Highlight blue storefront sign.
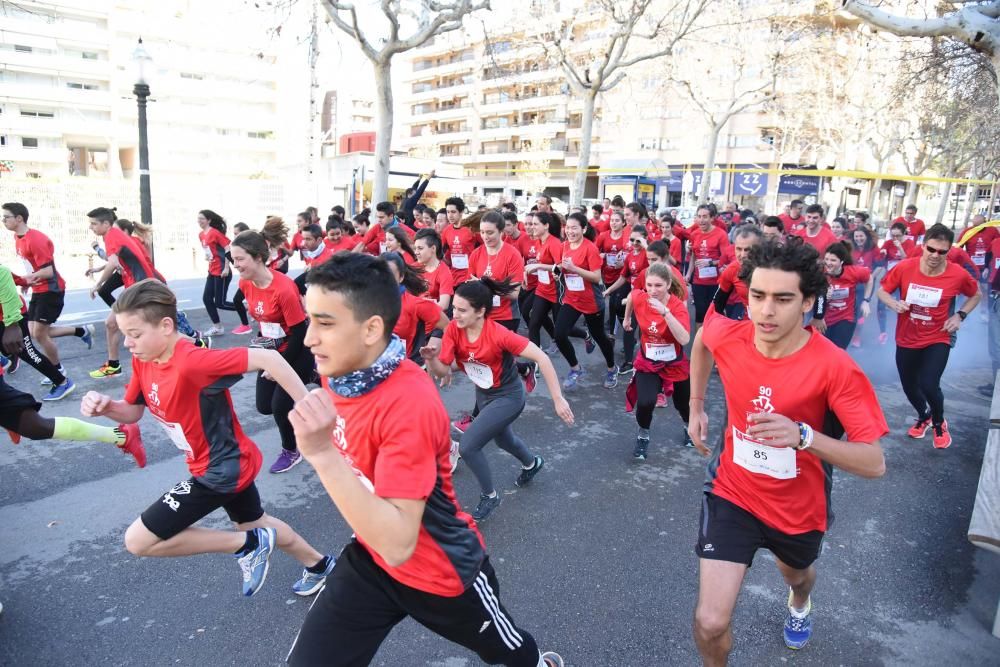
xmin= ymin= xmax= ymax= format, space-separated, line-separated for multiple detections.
xmin=659 ymin=171 xmax=684 ymax=192
xmin=733 ymin=165 xmax=769 ymax=196
xmin=690 ymin=167 xmax=727 ymax=195
xmin=778 ymin=174 xmax=820 ymax=196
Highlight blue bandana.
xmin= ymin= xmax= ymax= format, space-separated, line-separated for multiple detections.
xmin=327 ymin=335 xmax=406 ymax=398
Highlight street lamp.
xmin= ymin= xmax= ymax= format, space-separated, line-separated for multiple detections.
xmin=131 ymin=38 xmax=154 ymax=231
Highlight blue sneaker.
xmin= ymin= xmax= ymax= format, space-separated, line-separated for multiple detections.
xmin=783 ymin=589 xmax=812 ymax=650
xmin=603 ymin=366 xmax=619 ymax=388
xmin=584 ymin=334 xmax=596 ymax=354
xmin=237 ymin=527 xmax=276 ymax=597
xmin=43 ymin=378 xmax=76 ymax=401
xmin=292 ymin=556 xmax=336 ymax=596
xmin=563 ymin=368 xmax=585 ymax=389
xmin=81 ymin=324 xmax=95 ymax=350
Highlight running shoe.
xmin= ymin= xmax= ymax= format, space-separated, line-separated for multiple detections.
xmin=449 ymin=439 xmax=461 ymax=473
xmin=656 ymin=392 xmax=668 ymax=408
xmin=563 ymin=368 xmax=585 ymax=389
xmin=292 ymin=556 xmax=336 ymax=597
xmin=584 ymin=334 xmax=596 ymax=354
xmin=118 ymin=423 xmax=146 ymax=468
xmin=89 ymin=363 xmax=122 ymax=378
xmin=618 ymin=361 xmax=634 ymax=375
xmin=633 ymin=437 xmax=649 ymax=461
xmin=269 ymin=449 xmax=302 ymax=474
xmin=932 ymin=421 xmax=952 ymax=449
xmin=0 ymin=355 xmax=9 ymax=373
xmin=81 ymin=324 xmax=95 ymax=349
xmin=231 ymin=324 xmax=253 ymax=335
xmin=472 ymin=493 xmax=502 ymax=522
xmin=541 ymin=652 xmax=565 ymax=667
xmin=43 ymin=378 xmax=76 ymax=401
xmin=603 ymin=367 xmax=619 ymax=389
xmin=205 ymin=324 xmax=225 ymax=337
xmin=878 ymin=332 xmax=889 ymax=345
xmin=452 ymin=413 xmax=473 ymax=434
xmin=7 ymin=429 xmax=21 ymax=445
xmin=544 ymin=341 xmax=560 ymax=356
xmin=5 ymin=354 xmax=19 ymax=374
xmin=907 ymin=417 xmax=932 ymax=439
xmin=194 ymin=336 xmax=212 ymax=349
xmin=683 ymin=432 xmax=695 ymax=448
xmin=783 ymin=589 xmax=812 ymax=650
xmin=40 ymin=365 xmax=66 ymax=386
xmin=514 ymin=456 xmax=544 ymax=487
xmin=237 ymin=527 xmax=276 ymax=597
xmin=520 ymin=362 xmax=537 ymax=393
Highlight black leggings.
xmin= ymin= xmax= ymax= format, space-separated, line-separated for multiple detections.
xmin=256 ymin=350 xmax=313 ymax=452
xmin=824 ymin=320 xmax=856 ymax=350
xmin=527 ymin=297 xmax=586 ymax=347
xmin=896 ymin=344 xmax=950 ymax=425
xmin=611 ymin=289 xmax=637 ymax=362
xmin=634 ymin=371 xmax=691 ymax=430
xmin=2 ymin=319 xmax=65 ymax=385
xmin=692 ymin=284 xmax=716 ymax=324
xmin=98 ymin=271 xmax=125 ymax=307
xmin=554 ymin=305 xmax=615 ymax=368
xmin=520 ymin=290 xmax=554 ymax=341
xmin=231 ymin=288 xmax=249 ymax=326
xmin=202 ymin=274 xmax=242 ymax=324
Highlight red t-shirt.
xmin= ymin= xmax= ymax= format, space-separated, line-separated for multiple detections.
xmin=125 ymin=341 xmax=260 ymax=493
xmin=442 ymin=225 xmax=479 ymax=284
xmin=623 ymin=248 xmax=650 ymax=290
xmin=323 ymin=361 xmax=484 ymax=596
xmin=960 ymin=225 xmax=999 ymax=270
xmin=852 ymin=247 xmax=878 ymax=269
xmin=519 ymin=236 xmax=543 ymax=291
xmin=880 ymin=238 xmax=915 ymax=272
xmin=363 ymin=223 xmax=416 ymax=257
xmin=239 ymin=269 xmax=306 ymax=350
xmin=328 ymin=236 xmax=357 ymax=253
xmin=529 ymin=235 xmax=563 ymax=303
xmin=645 ymin=220 xmax=663 ymax=242
xmin=104 ymin=226 xmax=161 ymax=287
xmin=291 ymin=230 xmax=305 ymax=252
xmin=879 ymin=257 xmax=979 ymax=348
xmin=666 ymin=236 xmax=683 ymax=266
xmin=778 ymin=213 xmax=804 ymax=230
xmin=632 ymin=290 xmax=690 ymax=363
xmin=304 ymin=242 xmax=336 ymax=268
xmin=990 ymin=237 xmax=1000 ymax=284
xmin=893 ymin=217 xmax=926 ymax=242
xmin=439 ymin=318 xmax=529 ymax=391
xmin=590 ymin=216 xmax=609 ymax=235
xmin=15 ymin=228 xmax=64 ymax=293
xmin=394 ymin=291 xmax=443 ymax=356
xmin=688 ymin=226 xmax=730 ymax=286
xmin=560 ymin=239 xmax=603 ymax=314
xmin=421 ymin=261 xmax=455 ymax=302
xmin=718 ymin=262 xmax=748 ymax=306
xmin=198 ymin=228 xmax=230 ymax=277
xmin=701 ymin=310 xmax=889 ymax=534
xmin=468 ymin=243 xmax=525 ymax=322
xmin=792 ymin=226 xmax=839 ymax=253
xmin=596 ymin=230 xmax=628 ymax=285
xmin=824 ymin=265 xmax=871 ymax=325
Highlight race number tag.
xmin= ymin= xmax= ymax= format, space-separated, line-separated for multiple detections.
xmin=463 ymin=361 xmax=494 ymax=389
xmin=451 ymin=253 xmax=469 ymax=269
xmin=565 ymin=274 xmax=585 ymax=291
xmin=259 ymin=321 xmax=286 ymax=339
xmin=537 ymin=269 xmax=551 ymax=285
xmin=605 ymin=253 xmax=620 ymax=268
xmin=697 ymin=265 xmax=718 ymax=279
xmin=379 ymin=242 xmax=387 ymax=254
xmin=973 ymin=251 xmax=986 ymax=266
xmin=645 ymin=343 xmax=677 ymax=362
xmin=203 ymin=246 xmax=212 ymax=261
xmin=732 ymin=426 xmax=796 ymax=479
xmin=905 ymin=283 xmax=942 ymax=308
xmin=828 ymin=286 xmax=850 ymax=301
xmin=155 ymin=418 xmax=194 ymax=458
xmin=492 ymin=295 xmax=501 ymax=307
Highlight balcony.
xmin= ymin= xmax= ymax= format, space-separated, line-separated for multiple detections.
xmin=1 ymin=82 xmax=112 ymax=110
xmin=0 ymin=16 xmax=109 ymax=48
xmin=0 ymin=145 xmax=68 ymax=165
xmin=0 ymin=49 xmax=110 ymax=79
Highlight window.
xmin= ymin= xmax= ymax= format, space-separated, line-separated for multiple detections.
xmin=247 ymin=131 xmax=273 ymax=139
xmin=14 ymin=45 xmax=33 ymax=53
xmin=0 ymin=135 xmax=6 ymax=146
xmin=20 ymin=110 xmax=55 ymax=118
xmin=82 ymin=52 xmax=98 ymax=60
xmin=180 ymin=72 xmax=204 ymax=80
xmin=66 ymin=82 xmax=100 ymax=90
xmin=22 ymin=137 xmax=39 ymax=148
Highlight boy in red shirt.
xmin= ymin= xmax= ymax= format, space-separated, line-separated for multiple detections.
xmin=790 ymin=204 xmax=838 ymax=252
xmin=285 ymin=253 xmax=563 ymax=667
xmin=712 ymin=225 xmax=761 ymax=320
xmin=689 ymin=237 xmax=888 ymax=660
xmin=80 ymin=280 xmax=335 ymax=598
xmin=893 ymin=204 xmax=925 ymax=242
xmin=684 ymin=205 xmax=730 ymax=326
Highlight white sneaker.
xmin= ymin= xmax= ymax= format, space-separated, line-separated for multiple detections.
xmin=205 ymin=324 xmax=225 ymax=336
xmin=449 ymin=439 xmax=461 ymax=473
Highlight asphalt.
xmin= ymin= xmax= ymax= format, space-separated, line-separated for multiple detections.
xmin=0 ymin=288 xmax=998 ymax=667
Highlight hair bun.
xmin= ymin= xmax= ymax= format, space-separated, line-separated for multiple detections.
xmin=111 ymin=207 xmax=118 ymax=211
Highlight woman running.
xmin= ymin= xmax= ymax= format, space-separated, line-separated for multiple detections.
xmin=421 ymin=279 xmax=574 ymax=522
xmin=603 ymin=224 xmax=650 ymax=372
xmin=231 ymin=230 xmax=314 ymax=474
xmin=621 ymin=262 xmax=692 ymax=460
xmin=414 ymin=228 xmax=455 ymax=311
xmin=381 ymin=252 xmax=449 ymax=360
xmin=596 ymin=209 xmax=629 ymax=343
xmin=384 ymin=226 xmax=419 ymax=264
xmin=260 ymin=216 xmax=292 ymax=274
xmin=468 ymin=211 xmax=525 ymax=330
xmin=198 ymin=210 xmax=236 ymax=337
xmin=816 ymin=242 xmax=873 ymax=349
xmin=876 ymin=222 xmax=915 ymax=344
xmin=849 ymin=226 xmax=879 ymax=347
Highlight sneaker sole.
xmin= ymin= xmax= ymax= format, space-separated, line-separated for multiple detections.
xmin=933 ymin=439 xmax=952 ymax=449
xmin=270 ymin=456 xmax=303 ymax=474
xmin=293 ymin=578 xmax=327 ymax=597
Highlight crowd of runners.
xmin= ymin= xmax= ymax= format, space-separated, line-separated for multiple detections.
xmin=1 ymin=186 xmax=995 ymax=665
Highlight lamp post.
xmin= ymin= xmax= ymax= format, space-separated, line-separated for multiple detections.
xmin=132 ymin=38 xmax=154 ymax=231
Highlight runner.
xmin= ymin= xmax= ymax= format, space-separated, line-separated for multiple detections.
xmin=384 ymin=226 xmax=420 ymax=264
xmin=603 ymin=224 xmax=650 ymax=373
xmin=877 ymin=223 xmax=981 ymax=449
xmin=469 ymin=211 xmax=525 ymax=330
xmin=295 ymin=223 xmax=337 ymax=295
xmin=526 ymin=211 xmax=571 ymax=352
xmin=689 ymin=238 xmax=888 ymax=662
xmin=80 ymin=279 xmax=335 ymax=598
xmin=875 ymin=222 xmax=916 ymax=345
xmin=597 ymin=209 xmax=629 ymax=344
xmin=284 ymin=253 xmax=564 ymax=666
xmin=761 ymin=216 xmax=785 ymax=243
xmin=658 ymin=215 xmax=683 ymax=266
xmin=442 ymin=196 xmax=480 ymax=285
xmin=261 ymin=216 xmax=292 ymax=275
xmin=325 ymin=219 xmax=357 ymax=253
xmin=790 ymin=205 xmax=838 ymax=252
xmin=829 ymin=218 xmax=848 ymax=243
xmin=685 ymin=205 xmax=730 ymax=328
xmin=353 ymin=202 xmax=413 ymax=255
xmin=620 ymin=263 xmax=692 ymax=459
xmin=777 ymin=199 xmax=804 ymax=230
xmin=3 ymin=202 xmax=89 ymax=399
xmin=381 ymin=253 xmax=449 ymax=359
xmin=814 ymin=242 xmax=873 ymax=349
xmin=712 ymin=225 xmax=762 ymax=320
xmin=197 ymin=209 xmax=238 ymax=337
xmin=849 ymin=226 xmax=880 ymax=347
xmin=230 ymin=230 xmax=315 ymax=473
xmin=893 ymin=204 xmax=926 ymax=242
xmin=414 ymin=228 xmax=455 ymax=311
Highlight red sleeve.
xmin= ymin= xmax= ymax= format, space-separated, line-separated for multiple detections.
xmin=958 ymin=268 xmax=979 ymax=297
xmin=438 ymin=322 xmax=458 ymax=366
xmin=827 ymin=358 xmax=889 ymax=443
xmin=438 ymin=266 xmax=455 ymax=295
xmin=584 ymin=243 xmax=602 ymax=271
xmin=372 ymin=400 xmax=439 ymax=500
xmin=668 ymin=294 xmax=691 ymax=333
xmin=278 ymin=279 xmax=307 ymax=328
xmin=416 ymin=298 xmax=442 ymax=328
xmin=718 ymin=263 xmax=736 ymax=291
xmin=185 ymin=347 xmax=250 ymax=385
xmin=363 ymin=225 xmax=380 ymax=244
xmin=851 ymin=265 xmax=871 ymax=284
xmin=124 ymin=359 xmax=144 ymax=404
xmin=495 ymin=323 xmax=530 ymax=356
xmin=700 ymin=306 xmax=738 ymax=353
xmin=104 ymin=229 xmax=123 ymax=257
xmin=28 ymin=232 xmax=55 ymax=267
xmin=880 ymin=262 xmax=903 ymax=292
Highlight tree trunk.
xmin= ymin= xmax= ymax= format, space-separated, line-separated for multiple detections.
xmin=699 ymin=122 xmax=724 ymax=203
xmin=572 ymin=90 xmax=597 ymax=207
xmin=935 ymin=179 xmax=952 ymax=225
xmin=963 ymin=182 xmax=981 ymax=227
xmin=904 ymin=179 xmax=917 ymax=205
xmin=866 ymin=176 xmax=882 ymax=213
xmin=373 ymin=58 xmax=393 ymax=205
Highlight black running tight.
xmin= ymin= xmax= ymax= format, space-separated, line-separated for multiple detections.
xmin=634 ymin=371 xmax=691 ymax=430
xmin=895 ymin=343 xmax=950 ymax=425
xmin=554 ymin=305 xmax=615 ymax=368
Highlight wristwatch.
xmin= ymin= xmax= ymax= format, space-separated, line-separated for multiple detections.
xmin=795 ymin=422 xmax=814 ymax=451
xmin=957 ymin=311 xmax=968 ymax=321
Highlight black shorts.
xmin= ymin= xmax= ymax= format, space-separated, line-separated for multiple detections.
xmin=28 ymin=291 xmax=65 ymax=324
xmin=0 ymin=374 xmax=41 ymax=431
xmin=140 ymin=479 xmax=264 ymax=541
xmin=287 ymin=541 xmax=539 ymax=667
xmin=692 ymin=284 xmax=716 ymax=323
xmin=696 ymin=493 xmax=824 ymax=570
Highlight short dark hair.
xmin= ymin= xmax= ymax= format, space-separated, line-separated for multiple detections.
xmin=890 ymin=222 xmax=908 ymax=234
xmin=2 ymin=202 xmax=28 ymax=223
xmin=233 ymin=222 xmax=251 ymax=234
xmin=306 ymin=252 xmax=401 ymax=340
xmin=302 ymin=223 xmax=324 ymax=238
xmin=445 ymin=196 xmax=466 ymax=213
xmin=414 ymin=228 xmax=444 ymax=259
xmin=536 ymin=193 xmax=552 ymax=205
xmin=112 ymin=278 xmax=178 ymax=329
xmin=762 ymin=216 xmax=784 ymax=232
xmin=804 ymin=204 xmax=824 ymax=216
xmin=332 ymin=205 xmax=346 ymax=217
xmin=854 ymin=211 xmax=869 ymax=222
xmin=924 ymin=223 xmax=954 ymax=245
xmin=87 ymin=206 xmax=118 ymax=224
xmin=739 ymin=237 xmax=827 ymax=301
xmin=501 ymin=210 xmax=518 ymax=227
xmin=591 ymin=203 xmax=604 ymax=215
xmin=646 ymin=240 xmax=669 ymax=258
xmin=790 ymin=199 xmax=804 ymax=208
xmin=501 ymin=202 xmax=517 ymax=213
xmin=905 ymin=204 xmax=918 ymax=213
xmin=375 ymin=201 xmax=396 ymax=216
xmin=611 ymin=195 xmax=625 ymax=208
xmin=823 ymin=241 xmax=853 ymax=265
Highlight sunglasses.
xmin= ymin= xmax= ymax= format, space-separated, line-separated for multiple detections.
xmin=631 ymin=239 xmax=643 ymax=244
xmin=924 ymin=246 xmax=948 ymax=256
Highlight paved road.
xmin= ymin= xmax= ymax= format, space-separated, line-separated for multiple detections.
xmin=1 ymin=304 xmax=998 ymax=666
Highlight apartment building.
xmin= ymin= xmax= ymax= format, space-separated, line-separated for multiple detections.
xmin=0 ymin=0 xmax=280 ymax=180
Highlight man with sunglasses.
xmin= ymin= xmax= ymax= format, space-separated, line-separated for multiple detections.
xmin=877 ymin=224 xmax=980 ymax=449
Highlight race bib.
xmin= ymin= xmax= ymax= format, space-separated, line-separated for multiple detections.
xmin=645 ymin=343 xmax=677 ymax=362
xmin=973 ymin=251 xmax=986 ymax=266
xmin=565 ymin=274 xmax=585 ymax=291
xmin=203 ymin=246 xmax=212 ymax=261
xmin=697 ymin=265 xmax=718 ymax=279
xmin=732 ymin=426 xmax=796 ymax=479
xmin=379 ymin=242 xmax=387 ymax=254
xmin=259 ymin=321 xmax=286 ymax=339
xmin=492 ymin=294 xmax=501 ymax=307
xmin=451 ymin=253 xmax=469 ymax=269
xmin=463 ymin=361 xmax=494 ymax=389
xmin=155 ymin=418 xmax=194 ymax=458
xmin=905 ymin=283 xmax=942 ymax=308
xmin=537 ymin=270 xmax=551 ymax=285
xmin=605 ymin=253 xmax=620 ymax=268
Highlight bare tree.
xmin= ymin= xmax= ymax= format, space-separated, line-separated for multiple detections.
xmin=322 ymin=0 xmax=489 ymax=203
xmin=540 ymin=0 xmax=708 ymax=206
xmin=842 ymin=0 xmax=1000 ymax=106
